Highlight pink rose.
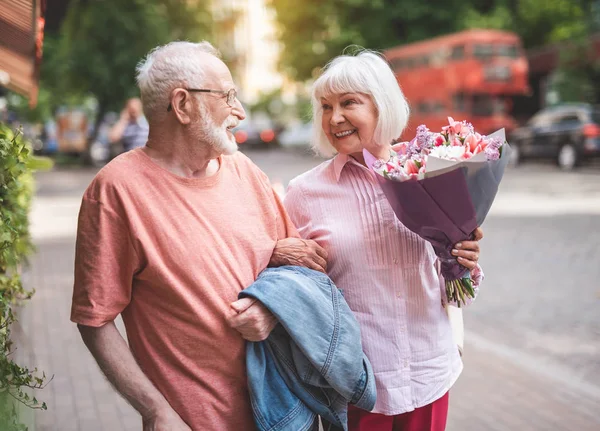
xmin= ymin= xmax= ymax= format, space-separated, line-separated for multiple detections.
xmin=434 ymin=135 xmax=445 ymax=147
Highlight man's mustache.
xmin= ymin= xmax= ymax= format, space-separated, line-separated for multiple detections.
xmin=225 ymin=117 xmax=240 ymax=129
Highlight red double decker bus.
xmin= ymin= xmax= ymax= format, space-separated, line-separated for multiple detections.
xmin=385 ymin=29 xmax=530 ymax=140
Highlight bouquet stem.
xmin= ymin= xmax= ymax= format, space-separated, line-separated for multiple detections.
xmin=446 ymin=277 xmax=475 ymax=308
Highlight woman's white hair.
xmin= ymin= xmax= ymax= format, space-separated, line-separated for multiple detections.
xmin=135 ymin=41 xmax=221 ymax=120
xmin=311 ymin=48 xmax=410 ymax=157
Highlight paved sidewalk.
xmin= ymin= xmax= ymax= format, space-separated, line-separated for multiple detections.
xmin=21 ymin=237 xmax=140 ymax=431
xmin=14 ymin=167 xmax=600 ymax=430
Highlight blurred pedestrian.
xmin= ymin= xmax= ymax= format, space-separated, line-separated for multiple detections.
xmin=284 ymin=49 xmax=484 ymax=431
xmin=109 ymin=97 xmax=149 ymax=152
xmin=71 ymin=41 xmax=325 ymax=431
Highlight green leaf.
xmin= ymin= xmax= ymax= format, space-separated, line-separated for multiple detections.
xmin=25 ymin=157 xmax=54 ymax=172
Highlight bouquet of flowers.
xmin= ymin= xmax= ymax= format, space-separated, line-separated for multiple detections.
xmin=363 ymin=117 xmax=512 ymax=307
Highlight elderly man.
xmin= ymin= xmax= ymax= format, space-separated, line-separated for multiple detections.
xmin=109 ymin=97 xmax=149 ymax=152
xmin=71 ymin=41 xmax=326 ymax=431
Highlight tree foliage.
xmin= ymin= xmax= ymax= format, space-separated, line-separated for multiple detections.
xmin=271 ymin=0 xmax=471 ymax=81
xmin=271 ymin=0 xmax=597 ymax=82
xmin=40 ymin=0 xmax=212 ymax=141
xmin=55 ymin=1 xmax=169 ymax=114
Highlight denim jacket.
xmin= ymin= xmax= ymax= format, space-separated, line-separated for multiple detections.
xmin=239 ymin=266 xmax=376 ymax=431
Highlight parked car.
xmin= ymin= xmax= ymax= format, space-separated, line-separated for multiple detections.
xmin=279 ymin=122 xmax=313 ymax=151
xmin=509 ymin=103 xmax=600 ymax=170
xmin=232 ymin=117 xmax=279 ymax=148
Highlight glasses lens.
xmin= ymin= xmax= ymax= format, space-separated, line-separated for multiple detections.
xmin=227 ymin=89 xmax=236 ymax=106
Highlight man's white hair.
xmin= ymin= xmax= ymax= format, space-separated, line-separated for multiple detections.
xmin=311 ymin=48 xmax=410 ymax=157
xmin=135 ymin=41 xmax=221 ymax=120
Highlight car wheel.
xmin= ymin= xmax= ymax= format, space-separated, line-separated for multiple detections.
xmin=557 ymin=144 xmax=578 ymax=171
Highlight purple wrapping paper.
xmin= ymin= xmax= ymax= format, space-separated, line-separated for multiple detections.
xmin=363 ymin=144 xmax=511 ymax=281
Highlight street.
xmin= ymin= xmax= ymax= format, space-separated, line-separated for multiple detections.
xmin=18 ymin=146 xmax=600 ymax=431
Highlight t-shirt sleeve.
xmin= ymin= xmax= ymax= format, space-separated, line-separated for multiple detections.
xmin=283 ymin=179 xmax=313 ymax=240
xmin=271 ymin=185 xmax=300 ymax=240
xmin=248 ymin=157 xmax=300 ymax=240
xmin=71 ymin=196 xmax=139 ymax=327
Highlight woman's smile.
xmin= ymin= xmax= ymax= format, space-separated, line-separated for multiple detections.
xmin=333 ymin=129 xmax=357 ymax=139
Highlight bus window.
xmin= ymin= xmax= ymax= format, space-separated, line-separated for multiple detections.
xmin=473 ymin=44 xmax=494 ymax=61
xmin=472 ymin=95 xmax=506 ymax=117
xmin=453 ymin=93 xmax=466 ymax=112
xmin=484 ymin=65 xmax=511 ymax=81
xmin=432 ymin=101 xmax=445 ymax=113
xmin=390 ymin=57 xmax=403 ymax=71
xmin=450 ymin=45 xmax=465 ymax=60
xmin=430 ymin=49 xmax=446 ymax=67
xmin=497 ymin=44 xmax=518 ymax=58
xmin=417 ymin=102 xmax=430 ymax=114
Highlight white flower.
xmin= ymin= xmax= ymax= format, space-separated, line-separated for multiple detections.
xmin=428 ymin=145 xmax=467 ymax=160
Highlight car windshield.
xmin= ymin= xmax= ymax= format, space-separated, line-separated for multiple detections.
xmin=526 ymin=110 xmax=553 ymax=127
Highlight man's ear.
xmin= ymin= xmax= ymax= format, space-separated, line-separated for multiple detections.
xmin=170 ymin=89 xmax=193 ymax=125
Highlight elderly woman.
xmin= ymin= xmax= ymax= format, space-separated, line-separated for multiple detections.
xmin=283 ymin=50 xmax=484 ymax=431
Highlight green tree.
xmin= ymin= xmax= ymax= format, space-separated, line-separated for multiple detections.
xmin=271 ymin=0 xmax=596 ymax=82
xmin=51 ymin=0 xmax=212 ymax=147
xmin=271 ymin=0 xmax=504 ymax=82
xmin=269 ymin=0 xmax=333 ymax=81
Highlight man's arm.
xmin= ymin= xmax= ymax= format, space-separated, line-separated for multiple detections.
xmin=77 ymin=322 xmax=191 ymax=431
xmin=108 ymin=110 xmax=129 ymax=143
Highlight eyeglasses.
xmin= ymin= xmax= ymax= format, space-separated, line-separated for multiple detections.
xmin=167 ymin=88 xmax=238 ymax=111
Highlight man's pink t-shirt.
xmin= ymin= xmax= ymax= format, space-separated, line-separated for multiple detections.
xmin=71 ymin=148 xmax=297 ymax=430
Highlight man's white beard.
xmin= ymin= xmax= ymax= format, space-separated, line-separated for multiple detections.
xmin=198 ymin=108 xmax=239 ymax=156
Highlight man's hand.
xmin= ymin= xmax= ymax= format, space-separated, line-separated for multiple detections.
xmin=228 ymin=298 xmax=277 ymax=342
xmin=451 ymin=227 xmax=484 ymax=270
xmin=119 ymin=108 xmax=131 ymax=122
xmin=269 ymin=237 xmax=328 ymax=273
xmin=143 ymin=407 xmax=192 ymax=431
